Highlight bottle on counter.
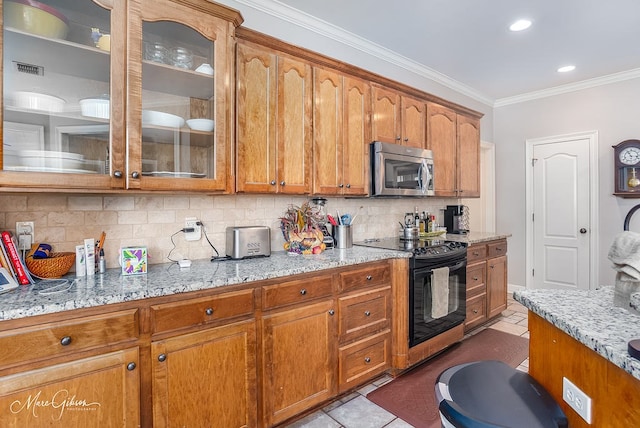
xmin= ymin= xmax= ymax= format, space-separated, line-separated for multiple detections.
xmin=414 ymin=206 xmax=420 ymax=228
xmin=419 ymin=211 xmax=426 ymax=233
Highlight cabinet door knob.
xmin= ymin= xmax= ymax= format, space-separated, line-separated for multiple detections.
xmin=205 ymin=308 xmax=214 ymax=316
xmin=158 ymin=354 xmax=167 ymax=362
xmin=366 ymin=275 xmax=372 ymax=281
xmin=346 ymin=184 xmax=351 ymax=188
xmin=364 ymin=311 xmax=371 ymax=317
xmin=60 ymin=336 xmax=72 ymax=346
xmin=338 ymin=183 xmax=344 ymax=188
xmin=280 ymin=181 xmax=285 ymax=186
xmin=364 ymin=357 xmax=371 ymax=363
xmin=473 ymin=309 xmax=479 ymax=314
xmin=490 ymin=265 xmax=495 ymax=269
xmin=395 ymin=136 xmax=401 ymax=141
xmin=473 ymin=276 xmax=479 ymax=281
xmin=127 ymin=362 xmax=137 ymax=371
xmin=300 ymin=289 xmax=307 ymax=295
xmin=580 ymin=228 xmax=587 ymax=234
xmin=404 ymin=138 xmax=408 ymax=142
xmin=328 ymin=309 xmax=335 ymax=316
xmin=270 ymin=180 xmax=276 ymax=185
xmin=113 ymin=170 xmax=123 ymax=178
xmin=131 ymin=171 xmax=140 ymax=179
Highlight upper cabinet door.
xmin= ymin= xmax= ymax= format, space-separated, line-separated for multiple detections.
xmin=457 ymin=113 xmax=480 ymax=197
xmin=371 ymin=85 xmax=400 ymax=144
xmin=427 ymin=102 xmax=457 ymax=197
xmin=342 ymin=76 xmax=370 ymax=196
xmin=236 ymin=41 xmax=277 ymax=193
xmin=401 ymin=96 xmax=426 ymax=149
xmin=127 ymin=0 xmax=239 ymax=192
xmin=1 ymin=0 xmax=127 ymax=190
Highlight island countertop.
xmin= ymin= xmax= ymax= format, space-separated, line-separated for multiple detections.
xmin=514 ymin=286 xmax=640 ymax=381
xmin=0 ymin=247 xmax=409 ymax=321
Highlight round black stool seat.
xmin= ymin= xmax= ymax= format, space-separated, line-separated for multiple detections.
xmin=435 ymin=360 xmax=567 ymax=428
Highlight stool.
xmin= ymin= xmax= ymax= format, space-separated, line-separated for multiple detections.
xmin=435 ymin=360 xmax=567 ymax=428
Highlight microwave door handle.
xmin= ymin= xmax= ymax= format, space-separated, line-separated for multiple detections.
xmin=419 ymin=160 xmax=428 ymax=194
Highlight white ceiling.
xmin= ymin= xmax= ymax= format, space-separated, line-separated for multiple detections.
xmin=246 ymin=0 xmax=640 ymax=105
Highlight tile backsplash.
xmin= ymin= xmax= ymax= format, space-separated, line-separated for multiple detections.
xmin=0 ymin=193 xmax=450 ymax=270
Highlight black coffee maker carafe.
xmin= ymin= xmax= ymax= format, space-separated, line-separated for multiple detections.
xmin=444 ymin=205 xmax=469 ymax=234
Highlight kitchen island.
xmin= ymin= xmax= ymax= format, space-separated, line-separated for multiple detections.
xmin=515 ymin=286 xmax=640 ymax=427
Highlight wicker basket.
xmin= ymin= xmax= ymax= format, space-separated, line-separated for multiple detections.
xmin=26 ymin=252 xmax=76 ymax=278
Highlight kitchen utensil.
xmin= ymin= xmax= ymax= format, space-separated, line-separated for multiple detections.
xmin=142 ymin=110 xmax=185 ymax=128
xmin=12 ymin=91 xmax=65 ymax=112
xmin=327 ymin=215 xmax=338 ymax=226
xmin=399 ymin=221 xmax=405 ymax=230
xmin=340 ymin=214 xmax=352 ymax=226
xmin=186 ymin=119 xmax=214 ymax=131
xmin=80 ymin=96 xmax=110 ymax=119
xmin=5 ymin=0 xmax=69 ymax=39
xmin=195 ymin=63 xmax=214 ymax=75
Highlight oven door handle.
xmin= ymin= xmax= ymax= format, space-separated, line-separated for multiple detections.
xmin=445 ymin=260 xmax=466 ymax=271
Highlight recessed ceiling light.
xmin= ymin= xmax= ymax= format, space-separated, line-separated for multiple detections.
xmin=509 ymin=19 xmax=532 ymax=32
xmin=557 ymin=65 xmax=576 ymax=73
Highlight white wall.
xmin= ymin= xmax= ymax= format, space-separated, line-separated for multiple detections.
xmin=494 ymin=77 xmax=640 ymax=288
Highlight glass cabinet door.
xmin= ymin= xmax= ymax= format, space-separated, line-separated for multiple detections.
xmin=1 ymin=0 xmax=125 ymax=189
xmin=130 ymin=0 xmax=237 ymax=192
xmin=139 ymin=20 xmax=214 ymax=180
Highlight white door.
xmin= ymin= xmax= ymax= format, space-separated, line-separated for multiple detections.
xmin=529 ymin=133 xmax=596 ymax=290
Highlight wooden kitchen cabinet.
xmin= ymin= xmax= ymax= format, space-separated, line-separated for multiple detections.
xmin=372 ymin=85 xmax=426 ymax=148
xmin=261 ymin=299 xmax=337 ymax=426
xmin=313 ymin=68 xmax=370 ymax=195
xmin=464 ymin=239 xmax=508 ymax=332
xmin=427 ymin=102 xmax=480 ymax=197
xmin=1 ymin=0 xmax=241 ymax=193
xmin=236 ymin=41 xmax=312 ymax=194
xmin=151 ymin=320 xmax=257 ymax=428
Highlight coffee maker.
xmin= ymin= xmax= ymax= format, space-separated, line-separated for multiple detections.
xmin=444 ymin=205 xmax=469 ymax=234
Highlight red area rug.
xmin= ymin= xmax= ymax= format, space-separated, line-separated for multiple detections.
xmin=366 ymin=328 xmax=529 ymax=428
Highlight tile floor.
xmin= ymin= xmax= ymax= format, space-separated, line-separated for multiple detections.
xmin=285 ymin=296 xmax=530 ymax=428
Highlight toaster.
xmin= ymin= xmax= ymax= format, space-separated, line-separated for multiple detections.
xmin=226 ymin=226 xmax=271 ymax=259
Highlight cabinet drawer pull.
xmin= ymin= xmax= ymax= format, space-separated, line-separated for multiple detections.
xmin=158 ymin=353 xmax=167 ymax=362
xmin=127 ymin=362 xmax=136 ymax=371
xmin=496 ymin=247 xmax=503 ymax=252
xmin=473 ymin=309 xmax=479 ymax=314
xmin=472 ymin=251 xmax=480 ymax=256
xmin=205 ymin=308 xmax=214 ymax=316
xmin=364 ymin=357 xmax=371 ymax=363
xmin=364 ymin=311 xmax=371 ymax=317
xmin=328 ymin=309 xmax=335 ymax=316
xmin=300 ymin=289 xmax=307 ymax=295
xmin=366 ymin=275 xmax=372 ymax=281
xmin=490 ymin=265 xmax=495 ymax=269
xmin=472 ymin=276 xmax=479 ymax=281
xmin=60 ymin=336 xmax=72 ymax=346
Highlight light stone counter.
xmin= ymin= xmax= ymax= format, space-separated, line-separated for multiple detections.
xmin=0 ymin=247 xmax=409 ymax=321
xmin=444 ymin=231 xmax=511 ymax=244
xmin=514 ymin=286 xmax=640 ymax=381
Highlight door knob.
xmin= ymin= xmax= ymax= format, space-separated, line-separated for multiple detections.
xmin=580 ymin=228 xmax=587 ymax=234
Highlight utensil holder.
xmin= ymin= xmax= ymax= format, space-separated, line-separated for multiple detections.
xmin=332 ymin=225 xmax=352 ymax=249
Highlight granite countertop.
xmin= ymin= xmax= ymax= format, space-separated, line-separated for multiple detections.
xmin=445 ymin=231 xmax=511 ymax=244
xmin=514 ymin=286 xmax=640 ymax=381
xmin=0 ymin=247 xmax=409 ymax=322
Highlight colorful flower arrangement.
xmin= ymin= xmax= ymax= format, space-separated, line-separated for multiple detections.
xmin=280 ymin=202 xmax=326 ymax=255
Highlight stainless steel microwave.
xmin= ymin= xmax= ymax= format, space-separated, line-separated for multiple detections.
xmin=370 ymin=141 xmax=434 ymax=197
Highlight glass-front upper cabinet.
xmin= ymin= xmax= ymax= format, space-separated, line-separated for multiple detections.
xmin=1 ymin=0 xmax=242 ymax=192
xmin=1 ymin=0 xmax=126 ymax=190
xmin=127 ymin=0 xmax=241 ymax=192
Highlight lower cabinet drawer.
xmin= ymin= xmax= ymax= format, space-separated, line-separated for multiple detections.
xmin=151 ymin=289 xmax=254 ymax=334
xmin=338 ymin=286 xmax=391 ymax=344
xmin=465 ymin=294 xmax=487 ymax=331
xmin=261 ymin=275 xmax=333 ymax=310
xmin=338 ymin=330 xmax=390 ymax=392
xmin=0 ymin=309 xmax=139 ymax=367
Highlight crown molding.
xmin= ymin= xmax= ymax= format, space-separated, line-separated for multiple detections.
xmin=233 ymin=0 xmax=494 ymax=106
xmin=494 ymin=68 xmax=640 ymax=108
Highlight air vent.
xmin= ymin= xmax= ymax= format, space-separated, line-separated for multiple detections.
xmin=13 ymin=61 xmax=44 ymax=76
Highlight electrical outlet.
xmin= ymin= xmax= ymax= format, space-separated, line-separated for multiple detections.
xmin=15 ymin=221 xmax=34 ymax=251
xmin=184 ymin=217 xmax=202 ymax=241
xmin=563 ymin=377 xmax=592 ymax=423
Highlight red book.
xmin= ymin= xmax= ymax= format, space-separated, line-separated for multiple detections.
xmin=1 ymin=231 xmax=30 ymax=285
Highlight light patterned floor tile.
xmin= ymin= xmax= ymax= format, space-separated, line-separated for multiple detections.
xmin=328 ymin=396 xmax=396 ymax=428
xmin=285 ymin=411 xmax=341 ymax=428
xmin=488 ymin=320 xmax=529 ymax=336
xmin=384 ymin=418 xmax=415 ymax=427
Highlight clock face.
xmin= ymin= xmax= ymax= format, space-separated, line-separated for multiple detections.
xmin=620 ymin=146 xmax=640 ymax=165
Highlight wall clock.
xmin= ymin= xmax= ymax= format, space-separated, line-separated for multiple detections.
xmin=614 ymin=139 xmax=640 ymax=197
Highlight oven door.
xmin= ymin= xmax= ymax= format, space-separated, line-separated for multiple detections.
xmin=409 ymin=255 xmax=466 ymax=347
